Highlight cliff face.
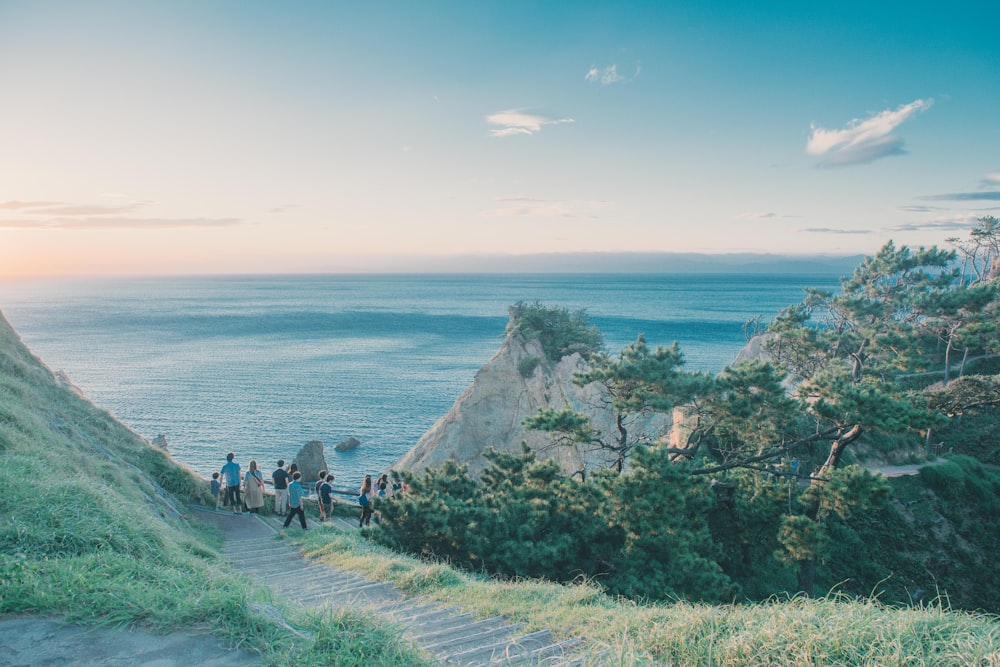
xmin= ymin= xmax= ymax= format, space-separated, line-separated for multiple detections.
xmin=396 ymin=328 xmax=672 ymax=477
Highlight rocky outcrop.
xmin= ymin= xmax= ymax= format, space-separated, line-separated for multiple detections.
xmin=335 ymin=436 xmax=361 ymax=452
xmin=294 ymin=440 xmax=328 ymax=484
xmin=733 ymin=333 xmax=774 ymax=365
xmin=396 ymin=324 xmax=671 ymax=478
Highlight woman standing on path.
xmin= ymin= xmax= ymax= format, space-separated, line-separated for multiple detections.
xmin=359 ymin=474 xmax=374 ymax=528
xmin=244 ymin=460 xmax=265 ymax=513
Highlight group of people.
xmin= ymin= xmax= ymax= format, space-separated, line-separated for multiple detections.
xmin=209 ymin=453 xmax=405 ymax=530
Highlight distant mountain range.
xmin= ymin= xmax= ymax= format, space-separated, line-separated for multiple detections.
xmin=367 ymin=252 xmax=868 ymax=275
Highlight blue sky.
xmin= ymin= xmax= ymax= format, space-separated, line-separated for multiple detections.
xmin=1 ymin=1 xmax=998 ymax=276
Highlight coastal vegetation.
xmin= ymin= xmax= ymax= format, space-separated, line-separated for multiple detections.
xmin=376 ymin=217 xmax=1000 ymax=615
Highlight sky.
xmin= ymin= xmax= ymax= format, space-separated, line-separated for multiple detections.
xmin=1 ymin=1 xmax=999 ymax=277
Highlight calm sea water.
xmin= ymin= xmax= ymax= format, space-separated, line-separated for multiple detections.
xmin=0 ymin=274 xmax=840 ymax=484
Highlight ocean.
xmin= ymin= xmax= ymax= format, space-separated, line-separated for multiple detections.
xmin=0 ymin=273 xmax=841 ymax=484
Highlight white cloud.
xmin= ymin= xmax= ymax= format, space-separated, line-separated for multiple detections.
xmin=586 ymin=65 xmax=623 ymax=84
xmin=806 ymin=98 xmax=932 ymax=167
xmin=585 ymin=63 xmax=640 ymax=85
xmin=486 ymin=109 xmax=575 ymax=137
xmin=983 ymin=172 xmax=1000 ymax=186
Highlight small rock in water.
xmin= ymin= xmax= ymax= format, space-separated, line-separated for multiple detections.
xmin=335 ymin=436 xmax=361 ymax=452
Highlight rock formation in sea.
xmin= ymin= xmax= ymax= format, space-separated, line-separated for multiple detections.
xmin=335 ymin=436 xmax=361 ymax=452
xmin=294 ymin=439 xmax=328 ymax=484
xmin=396 ymin=312 xmax=672 ymax=478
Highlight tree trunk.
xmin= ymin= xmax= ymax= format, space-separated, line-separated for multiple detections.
xmin=814 ymin=424 xmax=862 ymax=482
xmin=797 ymin=424 xmax=863 ymax=596
xmin=943 ymin=337 xmax=954 ymax=386
xmin=797 ymin=558 xmax=817 ymax=597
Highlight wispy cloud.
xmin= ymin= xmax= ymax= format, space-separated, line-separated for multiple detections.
xmin=481 ymin=197 xmax=610 ymax=219
xmin=806 ymin=98 xmax=932 ymax=168
xmin=0 ymin=197 xmax=242 ymax=230
xmin=486 ymin=109 xmax=575 ymax=137
xmin=23 ymin=203 xmax=149 ymax=216
xmin=896 ymin=205 xmax=943 ymax=214
xmin=798 ymin=227 xmax=872 ymax=235
xmin=921 ymin=191 xmax=1000 ymax=202
xmin=585 ymin=63 xmax=641 ymax=85
xmin=982 ymin=172 xmax=1000 ymax=187
xmin=738 ymin=211 xmax=800 ymax=221
xmin=886 ymin=215 xmax=982 ymax=232
xmin=0 ymin=200 xmax=64 ymax=210
xmin=0 ymin=217 xmax=241 ymax=230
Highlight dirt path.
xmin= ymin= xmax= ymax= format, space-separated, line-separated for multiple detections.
xmin=867 ymin=459 xmax=947 ymax=478
xmin=0 ymin=616 xmax=259 ymax=667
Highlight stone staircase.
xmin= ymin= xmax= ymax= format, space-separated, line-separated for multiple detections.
xmin=198 ymin=508 xmax=582 ymax=666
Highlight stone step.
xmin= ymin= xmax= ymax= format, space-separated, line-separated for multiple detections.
xmin=411 ymin=616 xmax=514 ymax=646
xmin=306 ymin=582 xmax=399 ymax=620
xmin=381 ymin=598 xmax=440 ymax=618
xmin=278 ymin=573 xmax=366 ymax=598
xmin=198 ymin=505 xmax=584 ymax=666
xmin=422 ymin=622 xmax=522 ymax=656
xmin=225 ymin=549 xmax=306 ymax=567
xmin=299 ymin=580 xmax=399 ymax=606
xmin=390 ymin=604 xmax=465 ymax=626
xmin=324 ymin=582 xmax=400 ymax=604
xmin=230 ymin=561 xmax=325 ymax=580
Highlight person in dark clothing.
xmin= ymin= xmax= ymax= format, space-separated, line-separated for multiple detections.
xmin=317 ymin=473 xmax=335 ymax=521
xmin=282 ymin=472 xmax=308 ymax=530
xmin=272 ymin=460 xmax=289 ymax=516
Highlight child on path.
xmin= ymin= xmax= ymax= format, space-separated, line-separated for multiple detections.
xmin=210 ymin=472 xmax=222 ymax=510
xmin=282 ymin=472 xmax=308 ymax=530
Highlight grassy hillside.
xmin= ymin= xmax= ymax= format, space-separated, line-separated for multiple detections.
xmin=0 ymin=311 xmax=430 ymax=666
xmin=1 ymin=308 xmax=998 ymax=666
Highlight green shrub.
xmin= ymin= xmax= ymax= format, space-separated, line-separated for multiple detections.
xmin=507 ymin=301 xmax=604 ymax=361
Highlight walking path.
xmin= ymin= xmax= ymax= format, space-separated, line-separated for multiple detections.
xmin=0 ymin=616 xmax=260 ymax=667
xmin=193 ymin=507 xmax=582 ymax=666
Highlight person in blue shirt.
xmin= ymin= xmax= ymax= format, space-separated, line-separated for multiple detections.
xmin=220 ymin=452 xmax=242 ymax=514
xmin=282 ymin=471 xmax=308 ymax=530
